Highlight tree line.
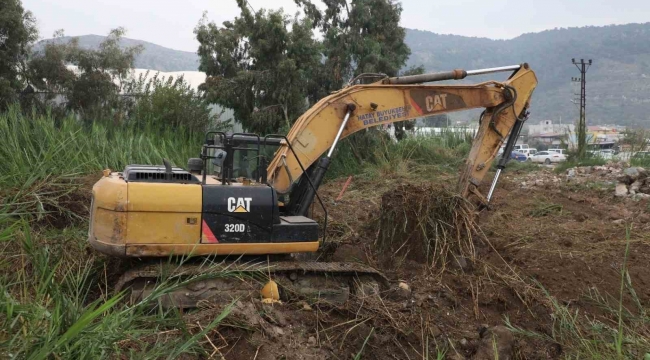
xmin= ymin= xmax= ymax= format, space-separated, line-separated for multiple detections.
xmin=1 ymin=0 xmax=424 ymax=136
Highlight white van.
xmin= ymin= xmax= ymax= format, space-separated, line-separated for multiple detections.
xmin=519 ymin=148 xmax=537 ymax=157
xmin=548 ymin=148 xmax=566 ymax=155
xmin=513 ymin=144 xmax=529 ymax=151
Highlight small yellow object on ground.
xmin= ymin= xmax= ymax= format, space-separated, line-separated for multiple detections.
xmin=261 ymin=280 xmax=280 ymax=301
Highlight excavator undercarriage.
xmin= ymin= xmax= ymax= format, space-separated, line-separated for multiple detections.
xmin=89 ymin=63 xmax=537 ymax=307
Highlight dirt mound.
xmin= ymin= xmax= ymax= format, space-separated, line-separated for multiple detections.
xmin=375 ymin=183 xmax=478 ymax=270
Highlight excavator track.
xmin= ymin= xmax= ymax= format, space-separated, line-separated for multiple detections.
xmin=115 ymin=260 xmax=388 ymax=308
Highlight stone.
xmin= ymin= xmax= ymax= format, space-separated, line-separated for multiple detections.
xmin=632 ymin=180 xmax=643 ymax=193
xmin=393 ymin=282 xmax=412 ymax=300
xmin=613 ymin=219 xmax=625 ymax=225
xmin=615 ymin=183 xmax=629 ymax=197
xmin=308 ymin=336 xmax=317 ymax=346
xmin=567 ymin=169 xmax=576 ymax=178
xmin=617 ymin=175 xmax=633 ymax=185
xmin=624 ymin=167 xmax=644 ymax=181
xmin=535 ymin=179 xmax=544 ymax=186
xmin=632 ymin=193 xmax=650 ymax=201
xmin=474 ymin=325 xmax=515 ymax=360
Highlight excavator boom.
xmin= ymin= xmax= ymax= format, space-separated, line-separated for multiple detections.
xmin=267 ymin=64 xmax=538 ymax=206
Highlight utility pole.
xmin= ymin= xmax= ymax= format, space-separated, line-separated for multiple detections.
xmin=571 ymin=58 xmax=592 ymax=158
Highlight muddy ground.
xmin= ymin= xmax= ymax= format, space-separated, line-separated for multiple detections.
xmin=177 ymin=168 xmax=650 ymax=360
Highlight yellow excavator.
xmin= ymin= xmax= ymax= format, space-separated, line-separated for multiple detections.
xmin=89 ymin=63 xmax=537 ymax=307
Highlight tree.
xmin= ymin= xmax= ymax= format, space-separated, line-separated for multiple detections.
xmin=422 ymin=115 xmax=450 ymax=128
xmin=0 ymin=0 xmax=37 ymax=110
xmin=296 ymin=0 xmax=411 ymax=95
xmin=296 ymin=0 xmax=415 ymax=140
xmin=27 ymin=28 xmax=143 ymax=122
xmin=195 ymin=1 xmax=322 ymax=134
xmin=124 ymin=71 xmax=229 ymax=132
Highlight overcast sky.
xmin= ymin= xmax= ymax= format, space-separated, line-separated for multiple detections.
xmin=23 ymin=0 xmax=649 ymax=52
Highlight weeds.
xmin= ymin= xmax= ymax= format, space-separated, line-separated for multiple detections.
xmin=555 ymin=157 xmax=607 ymax=173
xmin=0 ymin=217 xmax=236 ymax=359
xmin=504 ymin=160 xmax=540 ymax=172
xmin=0 ymin=106 xmax=202 ymax=224
xmin=328 ymin=129 xmax=472 ymax=180
xmin=505 ymin=228 xmax=650 ymax=359
xmin=353 ymin=327 xmax=374 ymax=360
xmin=0 ymin=106 xmax=200 ymax=190
xmin=528 ymin=202 xmax=563 ymax=217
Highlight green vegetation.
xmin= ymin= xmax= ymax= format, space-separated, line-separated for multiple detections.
xmin=527 ymin=202 xmax=563 ymax=217
xmin=630 ymin=156 xmax=650 ymax=168
xmin=195 ymin=0 xmax=412 ymax=134
xmin=555 ymin=156 xmax=607 ymax=173
xmin=0 ymin=106 xmax=200 ymax=223
xmin=0 ymin=0 xmax=38 ymax=110
xmin=327 ymin=130 xmax=473 ymax=180
xmin=0 ymin=218 xmax=236 ymax=359
xmin=0 ymin=106 xmax=237 ymax=359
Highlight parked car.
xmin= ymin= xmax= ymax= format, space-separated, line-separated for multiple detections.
xmin=510 ymin=151 xmax=528 ymax=162
xmin=529 ymin=151 xmax=566 ymax=164
xmin=519 ymin=148 xmax=537 ymax=158
xmin=513 ymin=144 xmax=529 ymax=151
xmin=547 ymin=148 xmax=567 ymax=155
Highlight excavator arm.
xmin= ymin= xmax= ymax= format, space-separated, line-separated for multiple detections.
xmin=267 ymin=64 xmax=537 ymax=210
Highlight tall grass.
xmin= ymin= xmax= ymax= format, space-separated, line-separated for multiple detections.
xmin=0 ymin=106 xmax=203 ymax=222
xmin=0 ymin=215 xmax=236 ymax=359
xmin=328 ymin=129 xmax=473 ymax=180
xmin=630 ymin=156 xmax=650 ymax=168
xmin=0 ymin=106 xmax=201 ymax=189
xmin=0 ymin=107 xmax=243 ymax=358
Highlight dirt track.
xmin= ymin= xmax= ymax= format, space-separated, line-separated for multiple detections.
xmin=189 ymin=169 xmax=650 ymax=359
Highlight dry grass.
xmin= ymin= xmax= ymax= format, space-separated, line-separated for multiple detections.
xmin=375 ymin=183 xmax=479 ymax=272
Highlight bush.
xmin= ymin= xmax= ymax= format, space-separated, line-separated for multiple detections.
xmin=328 ymin=129 xmax=473 ymax=179
xmin=125 ymin=72 xmax=228 ymax=132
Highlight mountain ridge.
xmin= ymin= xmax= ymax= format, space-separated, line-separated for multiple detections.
xmin=36 ymin=22 xmax=650 ymax=126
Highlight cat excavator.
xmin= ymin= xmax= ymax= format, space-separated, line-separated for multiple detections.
xmin=89 ymin=63 xmax=537 ymax=307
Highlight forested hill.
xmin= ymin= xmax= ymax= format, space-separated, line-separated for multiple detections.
xmin=405 ymin=23 xmax=650 ymax=126
xmin=38 ymin=23 xmax=650 ymax=126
